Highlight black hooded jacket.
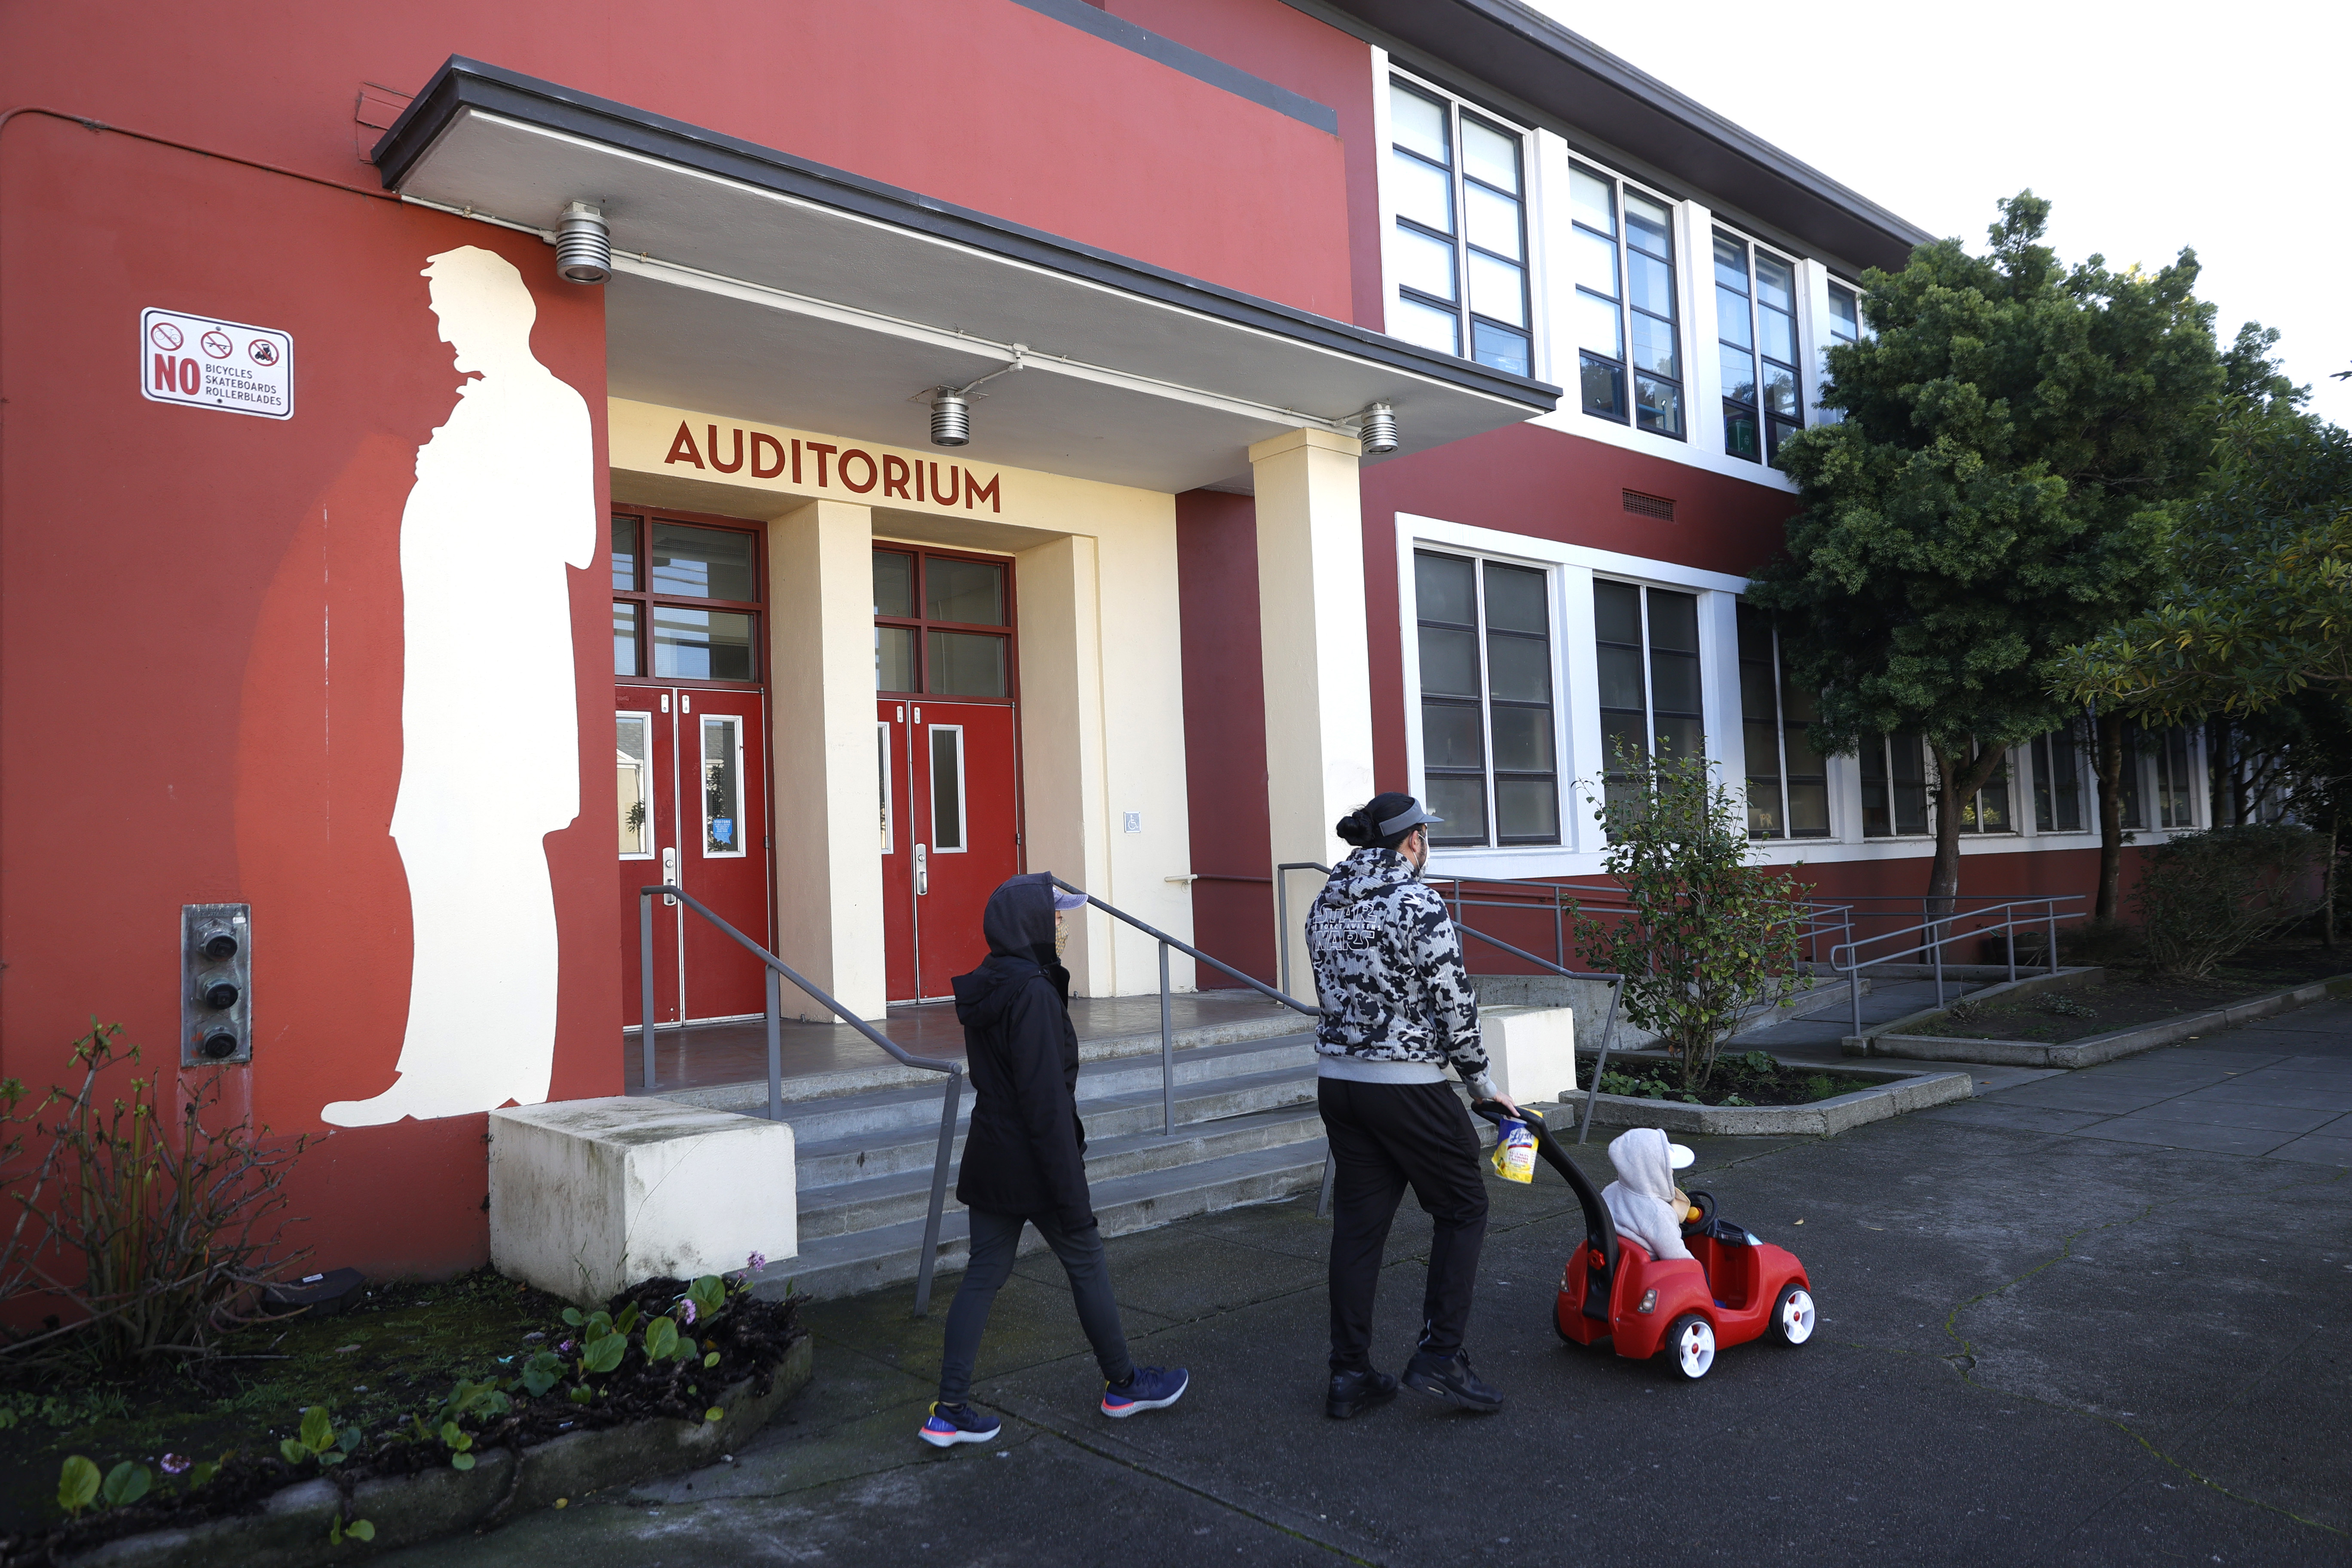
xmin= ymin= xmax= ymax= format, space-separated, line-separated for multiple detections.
xmin=951 ymin=873 xmax=1093 ymax=1229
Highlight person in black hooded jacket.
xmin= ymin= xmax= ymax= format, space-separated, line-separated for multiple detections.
xmin=918 ymin=872 xmax=1191 ymax=1448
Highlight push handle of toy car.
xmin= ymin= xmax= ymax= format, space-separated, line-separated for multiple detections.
xmin=1469 ymin=1101 xmax=1616 ymax=1275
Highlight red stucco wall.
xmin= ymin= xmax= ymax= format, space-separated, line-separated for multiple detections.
xmin=1176 ymin=490 xmax=1278 ymax=985
xmin=0 ymin=119 xmax=617 ymax=1280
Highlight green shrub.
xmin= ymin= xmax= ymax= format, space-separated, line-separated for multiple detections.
xmin=2135 ymin=825 xmax=2322 ymax=978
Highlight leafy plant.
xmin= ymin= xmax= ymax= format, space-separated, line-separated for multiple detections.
xmin=329 ymin=1512 xmax=377 ymax=1545
xmin=53 ymin=1454 xmax=151 ymax=1520
xmin=56 ymin=1455 xmax=100 ymax=1518
xmin=280 ymin=1404 xmax=361 ymax=1470
xmin=1571 ymin=748 xmax=1812 ymax=1092
xmin=2134 ymin=825 xmax=2323 ymax=977
xmin=0 ymin=1023 xmax=311 ymax=1369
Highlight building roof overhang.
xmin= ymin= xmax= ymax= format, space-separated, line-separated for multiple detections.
xmin=374 ymin=57 xmax=1558 ymax=496
xmin=1314 ymin=0 xmax=1935 ymax=274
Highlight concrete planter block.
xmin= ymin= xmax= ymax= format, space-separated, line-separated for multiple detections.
xmin=489 ymin=1098 xmax=795 ymax=1306
xmin=1482 ymin=1005 xmax=1577 ymax=1103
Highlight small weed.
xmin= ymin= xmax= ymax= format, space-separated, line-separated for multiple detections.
xmin=2039 ymin=994 xmax=2098 ymax=1020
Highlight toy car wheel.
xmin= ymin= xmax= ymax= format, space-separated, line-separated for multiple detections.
xmin=1768 ymin=1283 xmax=1816 ymax=1347
xmin=1666 ymin=1314 xmax=1715 ymax=1379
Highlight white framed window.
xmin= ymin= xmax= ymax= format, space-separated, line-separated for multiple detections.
xmin=1735 ymin=605 xmax=1829 ymax=839
xmin=1714 ymin=231 xmax=1803 ymax=463
xmin=1817 ymin=280 xmax=1865 ymax=426
xmin=1859 ymin=735 xmax=1931 ymax=838
xmin=2153 ymin=725 xmax=2199 ymax=829
xmin=2031 ymin=723 xmax=2089 ymax=833
xmin=1592 ymin=578 xmax=1705 ymax=820
xmin=1569 ymin=162 xmax=1683 ymax=438
xmin=699 ymin=714 xmax=745 ymax=858
xmin=617 ymin=712 xmax=655 ymax=858
xmin=1385 ymin=76 xmax=1533 ymax=377
xmin=1956 ymin=752 xmax=2016 ymax=834
xmin=1413 ymin=548 xmax=1560 ymax=847
xmin=928 ymin=726 xmax=967 ymax=853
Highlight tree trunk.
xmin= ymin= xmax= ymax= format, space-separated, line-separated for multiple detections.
xmin=2326 ymin=808 xmax=2340 ymax=949
xmin=2093 ymin=711 xmax=2126 ymax=921
xmin=1926 ymin=742 xmax=2009 ymax=918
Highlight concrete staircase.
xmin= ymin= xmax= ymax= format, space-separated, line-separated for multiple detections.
xmin=742 ymin=1023 xmax=1329 ymax=1302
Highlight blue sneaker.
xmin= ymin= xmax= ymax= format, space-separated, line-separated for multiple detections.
xmin=1101 ymin=1366 xmax=1188 ymax=1418
xmin=918 ymin=1401 xmax=1001 ymax=1448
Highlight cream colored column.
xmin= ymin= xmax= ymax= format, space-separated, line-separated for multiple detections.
xmin=766 ymin=498 xmax=887 ymax=1022
xmin=1015 ymin=534 xmax=1114 ymax=997
xmin=1250 ymin=427 xmax=1371 ymax=1000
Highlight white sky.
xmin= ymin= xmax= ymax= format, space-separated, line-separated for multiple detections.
xmin=1531 ymin=0 xmax=2352 ymax=429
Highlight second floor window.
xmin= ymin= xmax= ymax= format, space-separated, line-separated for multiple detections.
xmin=1819 ymin=281 xmax=1863 ymax=425
xmin=1715 ymin=233 xmax=1802 ymax=463
xmin=1571 ymin=164 xmax=1683 ymax=438
xmin=1415 ymin=550 xmax=1558 ymax=847
xmin=1387 ymin=81 xmax=1531 ymax=377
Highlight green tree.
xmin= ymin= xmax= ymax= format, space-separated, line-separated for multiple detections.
xmin=1749 ymin=192 xmax=2223 ymax=911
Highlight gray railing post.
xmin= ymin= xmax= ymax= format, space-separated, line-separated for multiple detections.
xmin=1932 ymin=918 xmax=1945 ymax=1007
xmin=764 ymin=967 xmax=784 ymax=1123
xmin=2005 ymin=920 xmax=2017 ymax=985
xmin=1576 ymin=976 xmax=1626 ymax=1145
xmin=913 ymin=1067 xmax=962 ymax=1319
xmin=1276 ymin=871 xmax=1290 ymax=1000
xmin=2047 ymin=900 xmax=2060 ymax=975
xmin=640 ymin=891 xmax=657 ymax=1092
xmin=1159 ymin=940 xmax=1174 ymax=1137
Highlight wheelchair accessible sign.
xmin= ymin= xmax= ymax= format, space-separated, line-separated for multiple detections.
xmin=141 ymin=307 xmax=294 ymax=420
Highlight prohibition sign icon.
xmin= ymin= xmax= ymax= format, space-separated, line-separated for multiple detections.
xmin=200 ymin=329 xmax=234 ymax=359
xmin=248 ymin=340 xmax=279 ymax=367
xmin=149 ymin=321 xmax=184 ymax=352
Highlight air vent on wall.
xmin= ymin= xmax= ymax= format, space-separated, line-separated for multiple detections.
xmin=1622 ymin=490 xmax=1675 ymax=521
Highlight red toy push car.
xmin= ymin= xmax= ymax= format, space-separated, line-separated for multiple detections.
xmin=1474 ymin=1104 xmax=1816 ymax=1380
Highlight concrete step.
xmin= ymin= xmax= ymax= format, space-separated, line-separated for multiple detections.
xmin=693 ymin=1032 xmax=1317 ymax=1142
xmin=794 ymin=1102 xmax=1326 ymax=1241
xmin=791 ymin=1060 xmax=1320 ymax=1188
xmin=762 ymin=1138 xmax=1330 ymax=1303
xmin=654 ymin=1004 xmax=1313 ymax=1109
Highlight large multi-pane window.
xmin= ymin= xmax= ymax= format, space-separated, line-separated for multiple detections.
xmin=1570 ymin=165 xmax=1683 ymax=437
xmin=1860 ymin=735 xmax=1929 ymax=837
xmin=1818 ymin=281 xmax=1863 ymax=426
xmin=2153 ymin=726 xmax=2198 ymax=828
xmin=1735 ymin=604 xmax=1828 ymax=838
xmin=1415 ymin=551 xmax=1558 ymax=847
xmin=611 ymin=515 xmax=760 ymax=683
xmin=873 ymin=547 xmax=1014 ymax=698
xmin=1956 ymin=753 xmax=2013 ymax=833
xmin=1386 ymin=80 xmax=1531 ymax=377
xmin=1594 ymin=580 xmax=1703 ymax=818
xmin=2032 ymin=725 xmax=2086 ymax=833
xmin=1715 ymin=233 xmax=1802 ymax=462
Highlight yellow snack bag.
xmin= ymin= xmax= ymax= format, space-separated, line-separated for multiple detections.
xmin=1491 ymin=1119 xmax=1537 ymax=1183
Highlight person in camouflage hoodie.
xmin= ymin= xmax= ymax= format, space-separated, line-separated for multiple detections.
xmin=1306 ymin=792 xmax=1520 ymax=1419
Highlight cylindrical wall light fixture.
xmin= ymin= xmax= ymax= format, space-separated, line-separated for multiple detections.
xmin=555 ymin=202 xmax=612 ymax=284
xmin=930 ymin=391 xmax=972 ymax=447
xmin=1357 ymin=403 xmax=1400 ymax=454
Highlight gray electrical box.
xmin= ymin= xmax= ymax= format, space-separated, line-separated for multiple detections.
xmin=181 ymin=903 xmax=251 ymax=1066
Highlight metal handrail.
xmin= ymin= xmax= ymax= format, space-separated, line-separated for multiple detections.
xmin=1273 ymin=861 xmax=1334 ymax=999
xmin=638 ymin=885 xmax=963 ymax=1318
xmin=1443 ymin=920 xmax=1627 ymax=1145
xmin=1827 ymin=894 xmax=2088 ymax=1039
xmin=1047 ymin=876 xmax=1318 ymax=1138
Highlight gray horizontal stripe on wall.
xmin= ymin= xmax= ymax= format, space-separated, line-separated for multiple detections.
xmin=1007 ymin=0 xmax=1340 ymax=135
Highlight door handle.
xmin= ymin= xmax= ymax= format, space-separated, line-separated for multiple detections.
xmin=662 ymin=846 xmax=678 ymax=905
xmin=915 ymin=843 xmax=928 ymax=897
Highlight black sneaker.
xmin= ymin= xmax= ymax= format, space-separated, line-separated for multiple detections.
xmin=1325 ymin=1367 xmax=1399 ymax=1420
xmin=1402 ymin=1349 xmax=1504 ymax=1412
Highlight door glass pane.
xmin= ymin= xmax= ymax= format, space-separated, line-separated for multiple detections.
xmin=616 ymin=715 xmax=652 ymax=857
xmin=930 ymin=728 xmax=965 ymax=851
xmin=1460 ymin=117 xmax=1519 ymax=193
xmin=650 ymin=522 xmax=756 ymax=600
xmin=613 ymin=601 xmax=640 ymax=677
xmin=700 ymin=716 xmax=743 ymax=857
xmin=1465 ymin=183 xmax=1522 ymax=260
xmin=878 ymin=723 xmax=893 ymax=853
xmin=1390 ymin=83 xmax=1449 ymax=163
xmin=1415 ymin=551 xmax=1477 ymax=624
xmin=926 ymin=557 xmax=1006 ymax=625
xmin=926 ymin=631 xmax=1007 ymax=697
xmin=653 ymin=606 xmax=756 ymax=681
xmin=873 ymin=550 xmax=915 ymax=618
xmin=611 ymin=517 xmax=640 ymax=591
xmin=1390 ymin=224 xmax=1459 ymax=302
xmin=876 ymin=625 xmax=916 ymax=692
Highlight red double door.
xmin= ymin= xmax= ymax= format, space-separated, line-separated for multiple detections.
xmin=617 ymin=684 xmax=772 ymax=1025
xmin=879 ymin=698 xmax=1023 ymax=1001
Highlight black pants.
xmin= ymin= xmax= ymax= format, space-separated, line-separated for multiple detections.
xmin=1319 ymin=1077 xmax=1490 ymax=1372
xmin=938 ymin=1208 xmax=1133 ymax=1405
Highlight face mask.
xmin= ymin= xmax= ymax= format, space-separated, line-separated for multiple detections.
xmin=1054 ymin=923 xmax=1070 ymax=959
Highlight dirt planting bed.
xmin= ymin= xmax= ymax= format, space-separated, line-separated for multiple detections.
xmin=1895 ymin=943 xmax=2352 ymax=1045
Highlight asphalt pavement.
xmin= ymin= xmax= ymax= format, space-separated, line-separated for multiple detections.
xmin=384 ymin=1002 xmax=2352 ymax=1567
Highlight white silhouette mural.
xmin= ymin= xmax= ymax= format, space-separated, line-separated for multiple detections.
xmin=325 ymin=246 xmax=593 ymax=1127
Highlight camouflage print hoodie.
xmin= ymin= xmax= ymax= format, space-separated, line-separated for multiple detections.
xmin=1305 ymin=847 xmax=1498 ymax=1099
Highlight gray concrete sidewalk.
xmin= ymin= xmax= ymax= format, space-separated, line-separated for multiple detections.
xmin=389 ymin=1004 xmax=2352 ymax=1567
